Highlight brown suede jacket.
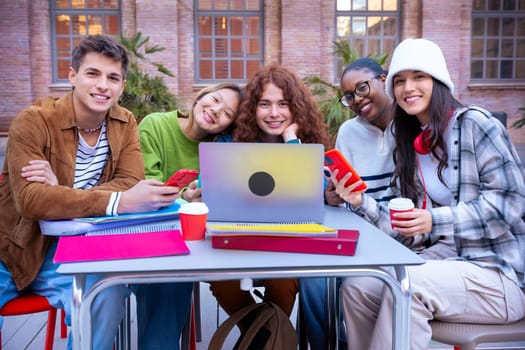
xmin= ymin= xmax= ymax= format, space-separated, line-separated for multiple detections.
xmin=0 ymin=92 xmax=145 ymax=290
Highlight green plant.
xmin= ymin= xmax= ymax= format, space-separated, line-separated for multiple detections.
xmin=118 ymin=32 xmax=178 ymax=120
xmin=305 ymin=40 xmax=388 ymax=146
xmin=511 ymin=105 xmax=525 ymax=128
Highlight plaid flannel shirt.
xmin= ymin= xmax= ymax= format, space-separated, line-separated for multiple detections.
xmin=354 ymin=106 xmax=525 ymax=289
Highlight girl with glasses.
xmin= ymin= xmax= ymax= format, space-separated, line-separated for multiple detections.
xmin=301 ymin=57 xmax=398 ymax=349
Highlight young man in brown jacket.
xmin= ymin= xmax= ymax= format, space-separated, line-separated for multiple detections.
xmin=0 ymin=35 xmax=180 ymax=349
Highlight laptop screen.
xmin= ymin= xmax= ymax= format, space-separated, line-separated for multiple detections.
xmin=199 ymin=142 xmax=325 ymax=223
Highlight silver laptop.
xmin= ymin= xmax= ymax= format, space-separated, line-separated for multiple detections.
xmin=199 ymin=142 xmax=325 ymax=223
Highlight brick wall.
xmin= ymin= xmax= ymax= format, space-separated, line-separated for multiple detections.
xmin=264 ymin=0 xmax=282 ymax=65
xmin=281 ymin=1 xmax=323 ymax=77
xmin=419 ymin=0 xmax=525 ymax=143
xmin=174 ymin=0 xmax=197 ymax=108
xmin=0 ymin=0 xmax=523 ymax=143
xmin=136 ymin=0 xmax=179 ymax=92
xmin=29 ymin=1 xmax=54 ymax=101
xmin=0 ymin=1 xmax=33 ymax=131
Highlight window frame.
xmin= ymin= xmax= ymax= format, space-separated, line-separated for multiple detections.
xmin=50 ymin=0 xmax=121 ymax=83
xmin=471 ymin=1 xmax=525 ymax=82
xmin=334 ymin=0 xmax=400 ymax=76
xmin=194 ymin=0 xmax=264 ymax=83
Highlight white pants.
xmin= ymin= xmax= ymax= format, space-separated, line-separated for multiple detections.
xmin=341 ymin=260 xmax=525 ymax=350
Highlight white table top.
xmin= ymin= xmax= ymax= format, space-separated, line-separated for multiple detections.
xmin=57 ymin=205 xmax=424 ymax=276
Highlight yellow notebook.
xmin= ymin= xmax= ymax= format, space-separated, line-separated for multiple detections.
xmin=207 ymin=223 xmax=337 ymax=237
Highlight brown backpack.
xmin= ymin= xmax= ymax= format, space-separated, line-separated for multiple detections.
xmin=208 ymin=300 xmax=298 ymax=350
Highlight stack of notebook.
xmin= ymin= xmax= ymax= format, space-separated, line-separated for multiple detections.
xmin=40 ymin=201 xmax=182 ymax=236
xmin=54 ymin=229 xmax=190 ymax=263
xmin=208 ymin=223 xmax=359 ymax=256
xmin=48 ymin=201 xmax=190 ymax=263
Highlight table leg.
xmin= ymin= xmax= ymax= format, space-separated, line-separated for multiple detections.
xmin=72 ymin=267 xmax=412 ymax=350
xmin=72 ymin=275 xmax=86 ymax=350
xmin=115 ymin=296 xmax=131 ymax=350
xmin=393 ymin=265 xmax=411 ymax=350
xmin=329 ymin=268 xmax=411 ymax=350
xmin=78 ymin=278 xmax=100 ymax=350
xmin=326 ymin=277 xmax=338 ymax=350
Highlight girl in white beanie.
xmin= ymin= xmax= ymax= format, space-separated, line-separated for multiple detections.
xmin=332 ymin=38 xmax=525 ymax=349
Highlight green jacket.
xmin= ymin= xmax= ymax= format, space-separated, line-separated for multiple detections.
xmin=0 ymin=92 xmax=144 ymax=290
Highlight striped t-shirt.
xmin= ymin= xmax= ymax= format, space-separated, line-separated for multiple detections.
xmin=335 ymin=116 xmax=396 ymax=204
xmin=74 ymin=123 xmax=109 ymax=189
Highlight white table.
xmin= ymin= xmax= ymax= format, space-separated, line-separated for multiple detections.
xmin=57 ymin=205 xmax=425 ymax=350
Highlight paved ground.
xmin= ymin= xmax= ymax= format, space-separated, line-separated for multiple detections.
xmin=2 ymin=283 xmax=524 ymax=349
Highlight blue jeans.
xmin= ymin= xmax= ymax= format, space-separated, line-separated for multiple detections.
xmin=0 ymin=242 xmax=129 ymax=350
xmin=132 ymin=282 xmax=193 ymax=350
xmin=299 ymin=277 xmax=346 ymax=350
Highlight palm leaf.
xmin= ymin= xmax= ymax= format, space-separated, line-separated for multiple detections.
xmin=118 ymin=33 xmax=178 ymax=120
xmin=511 ymin=106 xmax=525 ymax=128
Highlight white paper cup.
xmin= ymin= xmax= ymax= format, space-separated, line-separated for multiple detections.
xmin=388 ymin=198 xmax=414 ymax=229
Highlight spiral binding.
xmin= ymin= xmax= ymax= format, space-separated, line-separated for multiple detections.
xmin=85 ymin=221 xmax=179 ymax=236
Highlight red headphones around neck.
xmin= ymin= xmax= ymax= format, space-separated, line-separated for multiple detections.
xmin=414 ymin=109 xmax=456 ymax=155
xmin=414 ymin=128 xmax=432 ymax=209
xmin=414 ymin=129 xmax=432 ymax=154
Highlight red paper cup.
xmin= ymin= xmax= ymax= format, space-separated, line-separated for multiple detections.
xmin=388 ymin=198 xmax=414 ymax=229
xmin=179 ymin=202 xmax=209 ymax=241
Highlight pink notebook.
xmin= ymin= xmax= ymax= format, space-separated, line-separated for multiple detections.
xmin=211 ymin=229 xmax=359 ymax=256
xmin=54 ymin=230 xmax=190 ymax=263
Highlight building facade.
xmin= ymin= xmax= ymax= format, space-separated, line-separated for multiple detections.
xmin=1 ymin=0 xmax=524 ymax=144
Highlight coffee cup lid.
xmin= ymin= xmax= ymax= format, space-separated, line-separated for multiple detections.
xmin=179 ymin=202 xmax=209 ymax=215
xmin=388 ymin=198 xmax=414 ymax=210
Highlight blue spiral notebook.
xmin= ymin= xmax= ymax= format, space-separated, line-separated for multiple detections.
xmin=73 ymin=201 xmax=181 ymax=224
xmin=40 ymin=201 xmax=181 ymax=236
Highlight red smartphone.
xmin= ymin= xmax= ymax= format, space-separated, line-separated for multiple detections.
xmin=164 ymin=169 xmax=199 ymax=188
xmin=324 ymin=149 xmax=367 ymax=191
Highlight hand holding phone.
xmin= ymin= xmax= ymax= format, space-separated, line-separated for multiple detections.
xmin=324 ymin=149 xmax=367 ymax=192
xmin=164 ymin=169 xmax=199 ymax=188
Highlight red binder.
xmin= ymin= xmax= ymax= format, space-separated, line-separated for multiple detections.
xmin=211 ymin=229 xmax=359 ymax=256
xmin=54 ymin=230 xmax=190 ymax=263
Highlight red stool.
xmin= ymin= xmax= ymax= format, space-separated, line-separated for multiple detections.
xmin=0 ymin=293 xmax=67 ymax=350
xmin=0 ymin=169 xmax=67 ymax=347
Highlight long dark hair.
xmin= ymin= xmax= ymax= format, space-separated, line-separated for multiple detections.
xmin=392 ymin=79 xmax=463 ymax=204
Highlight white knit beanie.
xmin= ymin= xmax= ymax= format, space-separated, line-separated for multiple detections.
xmin=385 ymin=38 xmax=454 ymax=99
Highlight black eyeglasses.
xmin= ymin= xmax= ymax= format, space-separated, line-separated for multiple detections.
xmin=339 ymin=77 xmax=378 ymax=107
